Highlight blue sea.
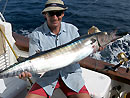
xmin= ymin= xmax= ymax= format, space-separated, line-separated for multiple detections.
xmin=0 ymin=0 xmax=130 ymax=66
xmin=1 ymin=0 xmax=130 ymax=35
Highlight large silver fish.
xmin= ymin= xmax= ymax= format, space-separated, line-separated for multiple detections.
xmin=0 ymin=31 xmax=125 ymax=78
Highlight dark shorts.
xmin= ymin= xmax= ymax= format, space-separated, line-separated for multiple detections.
xmin=28 ymin=77 xmax=89 ymax=98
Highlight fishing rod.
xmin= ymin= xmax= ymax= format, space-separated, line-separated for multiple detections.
xmin=0 ymin=27 xmax=33 ymax=85
xmin=104 ymin=52 xmax=130 ymax=73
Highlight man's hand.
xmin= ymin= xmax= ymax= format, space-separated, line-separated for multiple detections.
xmin=88 ymin=26 xmax=105 ymax=51
xmin=19 ymin=71 xmax=32 ymax=79
xmin=99 ymin=46 xmax=105 ymax=51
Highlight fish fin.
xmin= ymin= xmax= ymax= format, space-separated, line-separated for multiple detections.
xmin=88 ymin=26 xmax=101 ymax=34
xmin=17 ymin=56 xmax=26 ymax=62
xmin=0 ymin=68 xmax=6 ymax=73
xmin=0 ymin=69 xmax=3 ymax=73
xmin=38 ymin=72 xmax=45 ymax=78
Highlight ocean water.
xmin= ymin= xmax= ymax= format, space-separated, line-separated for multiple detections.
xmin=0 ymin=0 xmax=130 ymax=67
xmin=1 ymin=0 xmax=130 ymax=35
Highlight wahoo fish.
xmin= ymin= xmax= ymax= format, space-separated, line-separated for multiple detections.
xmin=0 ymin=31 xmax=125 ymax=78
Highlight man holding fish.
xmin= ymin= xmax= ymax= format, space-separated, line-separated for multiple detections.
xmin=0 ymin=0 xmax=124 ymax=97
xmin=19 ymin=0 xmax=90 ymax=98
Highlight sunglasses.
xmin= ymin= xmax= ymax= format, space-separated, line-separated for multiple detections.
xmin=47 ymin=11 xmax=63 ymax=17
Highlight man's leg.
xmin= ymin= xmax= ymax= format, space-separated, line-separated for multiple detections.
xmin=65 ymin=85 xmax=90 ymax=98
xmin=67 ymin=85 xmax=90 ymax=98
xmin=26 ymin=93 xmax=47 ymax=98
xmin=26 ymin=83 xmax=50 ymax=98
xmin=68 ymin=93 xmax=90 ymax=98
xmin=58 ymin=77 xmax=90 ymax=98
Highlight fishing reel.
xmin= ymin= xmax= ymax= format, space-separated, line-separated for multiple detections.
xmin=117 ymin=52 xmax=130 ymax=73
xmin=117 ymin=52 xmax=128 ymax=63
xmin=104 ymin=52 xmax=130 ymax=72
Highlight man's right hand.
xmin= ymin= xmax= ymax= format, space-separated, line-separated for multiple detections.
xmin=19 ymin=71 xmax=32 ymax=79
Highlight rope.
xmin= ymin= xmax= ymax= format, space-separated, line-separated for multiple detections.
xmin=0 ymin=12 xmax=6 ymax=22
xmin=0 ymin=28 xmax=19 ymax=59
xmin=64 ymin=0 xmax=99 ymax=21
xmin=2 ymin=0 xmax=8 ymax=15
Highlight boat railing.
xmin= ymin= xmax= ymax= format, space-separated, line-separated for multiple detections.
xmin=0 ymin=13 xmax=28 ymax=98
xmin=0 ymin=12 xmax=5 ymax=22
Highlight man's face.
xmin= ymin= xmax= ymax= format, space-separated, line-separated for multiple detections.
xmin=44 ymin=11 xmax=64 ymax=28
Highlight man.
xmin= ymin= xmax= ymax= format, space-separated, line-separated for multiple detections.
xmin=19 ymin=0 xmax=90 ymax=98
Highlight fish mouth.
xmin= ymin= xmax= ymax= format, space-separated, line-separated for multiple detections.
xmin=106 ymin=30 xmax=129 ymax=42
xmin=113 ymin=32 xmax=130 ymax=41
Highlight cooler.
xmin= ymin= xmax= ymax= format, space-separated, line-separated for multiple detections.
xmin=81 ymin=67 xmax=111 ymax=98
xmin=51 ymin=67 xmax=111 ymax=98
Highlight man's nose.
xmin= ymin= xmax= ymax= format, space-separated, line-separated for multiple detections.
xmin=52 ymin=15 xmax=58 ymax=18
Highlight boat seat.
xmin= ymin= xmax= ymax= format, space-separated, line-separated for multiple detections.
xmin=0 ymin=77 xmax=27 ymax=98
xmin=13 ymin=32 xmax=29 ymax=52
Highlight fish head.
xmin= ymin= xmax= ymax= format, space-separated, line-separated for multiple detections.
xmin=96 ymin=30 xmax=128 ymax=47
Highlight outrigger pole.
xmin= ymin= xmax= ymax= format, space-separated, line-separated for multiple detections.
xmin=0 ymin=27 xmax=33 ymax=85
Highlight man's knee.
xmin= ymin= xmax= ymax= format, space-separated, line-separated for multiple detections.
xmin=68 ymin=93 xmax=90 ymax=98
xmin=26 ymin=93 xmax=47 ymax=98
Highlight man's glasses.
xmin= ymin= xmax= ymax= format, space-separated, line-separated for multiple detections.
xmin=47 ymin=11 xmax=63 ymax=17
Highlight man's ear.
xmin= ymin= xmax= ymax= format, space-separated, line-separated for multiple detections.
xmin=62 ymin=12 xmax=64 ymax=17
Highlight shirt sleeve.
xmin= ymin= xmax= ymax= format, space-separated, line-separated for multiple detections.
xmin=70 ymin=24 xmax=80 ymax=39
xmin=28 ymin=31 xmax=41 ymax=56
